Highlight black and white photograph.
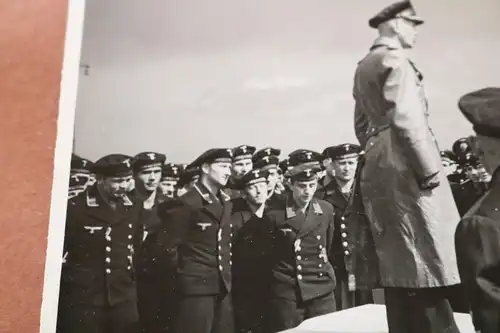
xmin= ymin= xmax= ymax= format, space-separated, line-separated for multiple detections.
xmin=47 ymin=0 xmax=500 ymax=332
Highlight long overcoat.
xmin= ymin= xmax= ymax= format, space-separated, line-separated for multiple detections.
xmin=352 ymin=37 xmax=461 ymax=288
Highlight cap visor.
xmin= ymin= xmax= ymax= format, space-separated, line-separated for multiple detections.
xmin=402 ymin=15 xmax=424 ymax=25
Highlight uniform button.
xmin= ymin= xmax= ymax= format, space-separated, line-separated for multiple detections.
xmin=219 ymin=265 xmax=223 ymax=271
xmin=343 ymin=241 xmax=348 ymax=247
xmin=318 ymin=263 xmax=323 ymax=268
xmin=127 ymin=266 xmax=131 ymax=270
xmin=341 ymin=224 xmax=346 ymax=229
xmin=128 ymin=235 xmax=132 ymax=239
xmin=105 ymin=257 xmax=111 ymax=263
xmin=230 ymin=252 xmax=232 ymax=257
xmin=297 ymin=255 xmax=302 ymax=260
xmin=106 ymin=268 xmax=111 ymax=274
xmin=128 ymin=224 xmax=132 ymax=228
xmin=229 ymin=261 xmax=232 ymax=265
xmin=341 ymin=216 xmax=345 ymax=221
xmin=316 ymin=235 xmax=321 ymax=240
xmin=218 ymin=255 xmax=222 ymax=260
xmin=229 ymin=243 xmax=232 ymax=248
xmin=297 ymin=274 xmax=303 ymax=280
xmin=342 ymin=232 xmax=347 ymax=238
xmin=127 ymin=245 xmax=132 ymax=250
xmin=344 ymin=250 xmax=350 ymax=255
xmin=297 ymin=265 xmax=302 ymax=271
xmin=218 ymin=246 xmax=222 ymax=250
xmin=230 ymin=233 xmax=233 ymax=237
xmin=230 ymin=224 xmax=233 ymax=228
xmin=319 ymin=273 xmax=324 ymax=277
xmin=318 ymin=245 xmax=323 ymax=249
xmin=106 ymin=247 xmax=111 ymax=252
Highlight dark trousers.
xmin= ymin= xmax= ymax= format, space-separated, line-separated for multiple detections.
xmin=267 ymin=292 xmax=336 ymax=333
xmin=445 ymin=284 xmax=469 ymax=313
xmin=57 ymin=300 xmax=140 ymax=333
xmin=233 ymin=292 xmax=268 ymax=333
xmin=334 ymin=274 xmax=374 ymax=310
xmin=384 ymin=287 xmax=460 ymax=333
xmin=176 ymin=292 xmax=234 ymax=333
xmin=137 ymin=270 xmax=177 ymax=333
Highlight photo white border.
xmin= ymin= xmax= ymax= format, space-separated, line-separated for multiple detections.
xmin=39 ymin=0 xmax=87 ymax=332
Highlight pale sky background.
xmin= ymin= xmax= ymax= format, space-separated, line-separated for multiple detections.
xmin=74 ymin=0 xmax=500 ymax=164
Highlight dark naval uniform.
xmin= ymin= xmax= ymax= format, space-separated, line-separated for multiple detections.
xmin=315 ymin=178 xmax=374 ymax=309
xmin=316 ymin=144 xmax=374 ymax=310
xmin=455 ymin=171 xmax=500 ymax=333
xmin=451 ymin=175 xmax=489 ymax=217
xmin=134 ymin=190 xmax=175 ymax=333
xmin=57 ymin=185 xmax=144 ymax=333
xmin=157 ymin=182 xmax=235 ymax=333
xmin=231 ymin=198 xmax=275 ymax=333
xmin=265 ymin=194 xmax=336 ymax=332
xmin=454 ymin=87 xmax=500 ymax=333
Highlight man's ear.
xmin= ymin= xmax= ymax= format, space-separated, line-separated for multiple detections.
xmin=201 ymin=163 xmax=211 ymax=175
xmin=322 ymin=158 xmax=332 ymax=169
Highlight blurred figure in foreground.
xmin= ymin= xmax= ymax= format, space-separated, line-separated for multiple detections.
xmin=455 ymin=87 xmax=500 ymax=333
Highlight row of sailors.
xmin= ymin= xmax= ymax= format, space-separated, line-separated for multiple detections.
xmin=69 ymin=135 xmax=490 ymax=218
xmin=58 ymin=143 xmax=379 ymax=333
xmin=59 ymin=138 xmax=492 ymax=333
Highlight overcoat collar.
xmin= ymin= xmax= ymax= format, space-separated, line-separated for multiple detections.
xmin=370 ymin=36 xmax=403 ymax=51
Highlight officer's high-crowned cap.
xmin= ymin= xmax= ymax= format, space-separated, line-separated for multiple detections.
xmin=239 ymin=168 xmax=269 ymax=188
xmin=92 ymin=154 xmax=134 ymax=177
xmin=440 ymin=150 xmax=457 ymax=163
xmin=253 ymin=155 xmax=280 ymax=171
xmin=368 ymin=0 xmax=423 ymax=29
xmin=232 ymin=145 xmax=256 ymax=162
xmin=452 ymin=137 xmax=472 ymax=159
xmin=133 ymin=152 xmax=166 ymax=172
xmin=459 ymin=152 xmax=481 ymax=168
xmin=289 ymin=163 xmax=322 ymax=182
xmin=286 ymin=150 xmax=323 ymax=179
xmin=71 ymin=154 xmax=94 ymax=174
xmin=162 ymin=163 xmax=181 ymax=181
xmin=253 ymin=147 xmax=281 ymax=162
xmin=458 ymin=87 xmax=500 ymax=140
xmin=322 ymin=143 xmax=362 ymax=161
xmin=288 ymin=150 xmax=323 ymax=168
xmin=191 ymin=148 xmax=234 ymax=167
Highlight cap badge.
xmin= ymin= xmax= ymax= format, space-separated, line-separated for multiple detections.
xmin=304 ymin=169 xmax=312 ymax=177
xmin=147 ymin=153 xmax=156 ymax=160
xmin=265 ymin=148 xmax=271 ymax=155
xmin=227 ymin=149 xmax=233 ymax=157
xmin=252 ymin=170 xmax=260 ymax=178
xmin=241 ymin=146 xmax=247 ymax=154
xmin=82 ymin=160 xmax=87 ymax=167
xmin=122 ymin=159 xmax=131 ymax=168
xmin=305 ymin=152 xmax=312 ymax=160
xmin=344 ymin=144 xmax=350 ymax=152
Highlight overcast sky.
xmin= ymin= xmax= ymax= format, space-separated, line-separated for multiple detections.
xmin=73 ymin=0 xmax=500 ymax=163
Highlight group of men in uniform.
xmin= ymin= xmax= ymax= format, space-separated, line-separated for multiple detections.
xmin=60 ymin=140 xmax=372 ymax=333
xmin=57 ymin=1 xmax=500 ymax=333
